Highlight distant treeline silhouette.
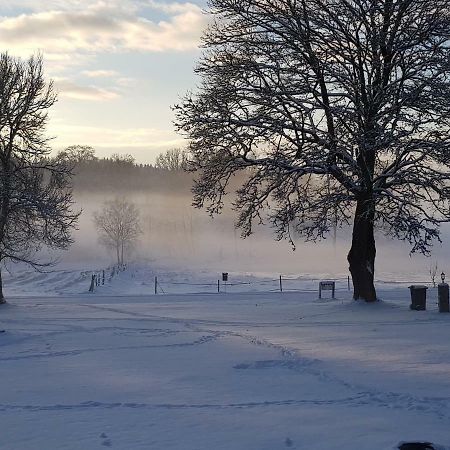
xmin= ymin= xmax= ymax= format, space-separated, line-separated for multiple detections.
xmin=53 ymin=146 xmax=193 ymax=193
xmin=72 ymin=157 xmax=193 ymax=192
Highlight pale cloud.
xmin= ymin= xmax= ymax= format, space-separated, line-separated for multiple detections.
xmin=41 ymin=51 xmax=94 ymax=74
xmin=146 ymin=1 xmax=204 ymax=14
xmin=116 ymin=77 xmax=136 ymax=87
xmin=0 ymin=3 xmax=206 ymax=64
xmin=2 ymin=0 xmax=141 ymax=13
xmin=54 ymin=79 xmax=120 ymax=101
xmin=82 ymin=70 xmax=119 ymax=78
xmin=6 ymin=0 xmax=203 ymax=15
xmin=49 ymin=123 xmax=185 ymax=159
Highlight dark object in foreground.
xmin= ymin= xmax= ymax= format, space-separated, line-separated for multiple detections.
xmin=398 ymin=442 xmax=434 ymax=450
xmin=409 ymin=285 xmax=428 ymax=311
xmin=438 ymin=283 xmax=450 ymax=313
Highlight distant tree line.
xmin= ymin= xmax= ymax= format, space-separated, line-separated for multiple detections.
xmin=56 ymin=145 xmax=188 ymax=170
xmin=52 ymin=146 xmax=193 ymax=192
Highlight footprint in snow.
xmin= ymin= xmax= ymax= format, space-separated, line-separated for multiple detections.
xmin=100 ymin=432 xmax=112 ymax=447
xmin=285 ymin=437 xmax=294 ymax=447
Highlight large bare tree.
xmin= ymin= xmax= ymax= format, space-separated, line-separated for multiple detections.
xmin=94 ymin=198 xmax=141 ymax=266
xmin=0 ymin=53 xmax=79 ymax=302
xmin=175 ymin=0 xmax=450 ymax=302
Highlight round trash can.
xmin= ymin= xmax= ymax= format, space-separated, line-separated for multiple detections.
xmin=409 ymin=285 xmax=427 ymax=311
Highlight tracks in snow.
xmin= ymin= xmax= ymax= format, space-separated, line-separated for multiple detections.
xmin=2 ymin=302 xmax=449 ymax=421
xmin=1 ymin=393 xmax=450 ymax=418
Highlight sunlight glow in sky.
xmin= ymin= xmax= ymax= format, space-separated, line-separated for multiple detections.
xmin=0 ymin=0 xmax=207 ymax=162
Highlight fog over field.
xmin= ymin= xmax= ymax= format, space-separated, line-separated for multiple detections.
xmin=54 ymin=167 xmax=450 ymax=282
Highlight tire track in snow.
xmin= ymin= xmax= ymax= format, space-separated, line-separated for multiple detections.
xmin=1 ymin=394 xmax=449 ymax=417
xmin=0 ymin=395 xmax=374 ymax=412
xmin=0 ymin=331 xmax=223 ymax=361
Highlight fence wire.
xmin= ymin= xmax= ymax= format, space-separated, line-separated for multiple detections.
xmin=153 ymin=275 xmax=352 ymax=296
xmin=87 ymin=267 xmax=427 ymax=296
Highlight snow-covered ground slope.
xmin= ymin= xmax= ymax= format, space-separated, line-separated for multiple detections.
xmin=2 ymin=263 xmax=352 ymax=297
xmin=2 ymin=262 xmax=431 ymax=297
xmin=1 ymin=287 xmax=449 ymax=449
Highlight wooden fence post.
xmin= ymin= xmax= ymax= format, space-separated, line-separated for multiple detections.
xmin=89 ymin=274 xmax=95 ymax=292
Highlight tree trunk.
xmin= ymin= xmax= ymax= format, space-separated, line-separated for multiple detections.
xmin=347 ymin=197 xmax=377 ymax=302
xmin=0 ymin=266 xmax=5 ymax=304
xmin=116 ymin=244 xmax=120 ymax=266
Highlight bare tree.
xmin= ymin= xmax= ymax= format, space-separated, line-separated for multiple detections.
xmin=110 ymin=153 xmax=135 ymax=165
xmin=175 ymin=0 xmax=450 ymax=302
xmin=155 ymin=148 xmax=188 ymax=171
xmin=0 ymin=53 xmax=79 ymax=303
xmin=429 ymin=261 xmax=438 ymax=288
xmin=94 ymin=198 xmax=141 ymax=266
xmin=56 ymin=145 xmax=97 ymax=164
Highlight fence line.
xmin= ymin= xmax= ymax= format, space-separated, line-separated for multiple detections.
xmin=87 ymin=264 xmax=348 ymax=295
xmin=152 ymin=275 xmax=353 ymax=296
xmin=87 ymin=268 xmax=429 ymax=296
xmin=88 ymin=263 xmax=127 ymax=293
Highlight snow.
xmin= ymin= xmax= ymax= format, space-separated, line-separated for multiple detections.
xmin=1 ymin=262 xmax=430 ymax=298
xmin=1 ymin=266 xmax=450 ymax=449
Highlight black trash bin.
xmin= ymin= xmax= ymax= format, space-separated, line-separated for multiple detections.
xmin=438 ymin=283 xmax=450 ymax=313
xmin=409 ymin=285 xmax=427 ymax=311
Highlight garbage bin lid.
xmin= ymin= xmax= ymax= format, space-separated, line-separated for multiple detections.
xmin=409 ymin=285 xmax=428 ymax=289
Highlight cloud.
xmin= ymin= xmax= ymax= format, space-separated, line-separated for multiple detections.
xmin=82 ymin=70 xmax=119 ymax=78
xmin=54 ymin=78 xmax=120 ymax=101
xmin=116 ymin=77 xmax=136 ymax=87
xmin=49 ymin=123 xmax=185 ymax=160
xmin=0 ymin=2 xmax=206 ymax=63
xmin=1 ymin=0 xmax=141 ymax=14
xmin=146 ymin=1 xmax=205 ymax=14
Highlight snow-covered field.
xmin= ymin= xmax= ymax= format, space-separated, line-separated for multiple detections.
xmin=1 ymin=267 xmax=450 ymax=449
xmin=1 ymin=262 xmax=432 ymax=298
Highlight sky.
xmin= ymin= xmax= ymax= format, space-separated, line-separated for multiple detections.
xmin=0 ymin=0 xmax=208 ymax=163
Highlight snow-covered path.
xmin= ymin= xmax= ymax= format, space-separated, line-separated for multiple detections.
xmin=1 ymin=291 xmax=449 ymax=449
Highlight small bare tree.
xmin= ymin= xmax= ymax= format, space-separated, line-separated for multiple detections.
xmin=94 ymin=198 xmax=141 ymax=266
xmin=155 ymin=148 xmax=188 ymax=171
xmin=0 ymin=53 xmax=79 ymax=303
xmin=56 ymin=145 xmax=97 ymax=164
xmin=429 ymin=261 xmax=438 ymax=287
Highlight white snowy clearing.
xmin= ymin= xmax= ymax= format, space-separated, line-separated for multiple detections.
xmin=1 ymin=267 xmax=449 ymax=449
